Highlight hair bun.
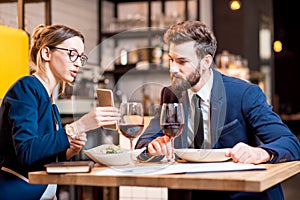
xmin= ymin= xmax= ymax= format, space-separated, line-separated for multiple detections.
xmin=31 ymin=24 xmax=46 ymax=43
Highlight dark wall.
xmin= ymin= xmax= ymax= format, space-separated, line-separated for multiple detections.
xmin=210 ymin=0 xmax=300 ymax=114
xmin=212 ymin=0 xmax=273 ymax=71
xmin=273 ymin=0 xmax=300 ymax=114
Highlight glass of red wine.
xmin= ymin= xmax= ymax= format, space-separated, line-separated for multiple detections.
xmin=160 ymin=103 xmax=185 ymax=163
xmin=119 ymin=102 xmax=144 ymax=165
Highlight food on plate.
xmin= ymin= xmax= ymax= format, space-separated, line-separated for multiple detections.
xmin=99 ymin=144 xmax=124 ymax=154
xmin=84 ymin=144 xmax=145 ymax=166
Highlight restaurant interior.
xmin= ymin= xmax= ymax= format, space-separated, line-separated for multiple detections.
xmin=0 ymin=0 xmax=299 ymax=199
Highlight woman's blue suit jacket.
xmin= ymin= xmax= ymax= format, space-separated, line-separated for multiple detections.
xmin=0 ymin=76 xmax=70 ymax=200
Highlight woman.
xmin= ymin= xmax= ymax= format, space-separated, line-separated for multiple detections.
xmin=0 ymin=24 xmax=120 ymax=200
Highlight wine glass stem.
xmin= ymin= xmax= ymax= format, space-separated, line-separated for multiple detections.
xmin=169 ymin=138 xmax=175 ymax=163
xmin=129 ymin=139 xmax=134 ymax=166
xmin=130 ymin=138 xmax=133 ymax=151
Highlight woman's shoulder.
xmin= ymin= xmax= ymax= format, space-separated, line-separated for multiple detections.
xmin=18 ymin=75 xmax=38 ymax=82
xmin=6 ymin=75 xmax=44 ymax=98
xmin=13 ymin=75 xmax=40 ymax=88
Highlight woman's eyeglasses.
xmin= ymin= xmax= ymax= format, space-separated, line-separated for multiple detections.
xmin=48 ymin=46 xmax=88 ymax=66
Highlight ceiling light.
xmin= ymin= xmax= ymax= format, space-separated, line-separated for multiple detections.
xmin=229 ymin=0 xmax=241 ymax=11
xmin=273 ymin=40 xmax=282 ymax=53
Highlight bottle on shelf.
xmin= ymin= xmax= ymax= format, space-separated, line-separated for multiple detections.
xmin=161 ymin=43 xmax=169 ymax=68
xmin=119 ymin=48 xmax=128 ymax=65
xmin=152 ymin=44 xmax=163 ymax=65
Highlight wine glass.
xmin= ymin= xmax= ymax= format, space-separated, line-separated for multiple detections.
xmin=160 ymin=103 xmax=185 ymax=163
xmin=119 ymin=102 xmax=144 ymax=165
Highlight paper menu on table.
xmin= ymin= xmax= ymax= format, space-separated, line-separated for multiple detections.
xmin=96 ymin=162 xmax=266 ymax=175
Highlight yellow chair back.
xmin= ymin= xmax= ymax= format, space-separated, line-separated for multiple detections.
xmin=0 ymin=25 xmax=29 ymax=98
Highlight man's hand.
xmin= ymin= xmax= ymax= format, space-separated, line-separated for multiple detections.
xmin=225 ymin=142 xmax=271 ymax=164
xmin=148 ymin=135 xmax=172 ymax=157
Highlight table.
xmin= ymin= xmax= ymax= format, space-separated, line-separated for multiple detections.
xmin=29 ymin=161 xmax=300 ymax=199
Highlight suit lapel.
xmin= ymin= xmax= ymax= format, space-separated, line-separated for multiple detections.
xmin=210 ymin=69 xmax=227 ymax=148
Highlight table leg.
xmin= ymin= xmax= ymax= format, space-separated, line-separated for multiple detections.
xmin=103 ymin=187 xmax=119 ymax=200
xmin=168 ymin=189 xmax=192 ymax=200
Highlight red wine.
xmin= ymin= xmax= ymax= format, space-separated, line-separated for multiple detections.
xmin=161 ymin=123 xmax=184 ymax=138
xmin=119 ymin=124 xmax=144 ymax=139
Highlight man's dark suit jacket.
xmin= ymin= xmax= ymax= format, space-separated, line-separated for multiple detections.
xmin=136 ymin=68 xmax=300 ymax=200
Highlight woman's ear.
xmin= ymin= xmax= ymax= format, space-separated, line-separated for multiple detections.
xmin=40 ymin=46 xmax=51 ymax=62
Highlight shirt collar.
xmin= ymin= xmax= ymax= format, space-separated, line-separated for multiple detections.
xmin=188 ymin=68 xmax=214 ymax=103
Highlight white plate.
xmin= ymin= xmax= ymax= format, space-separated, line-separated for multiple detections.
xmin=175 ymin=148 xmax=231 ymax=162
xmin=84 ymin=144 xmax=145 ymax=166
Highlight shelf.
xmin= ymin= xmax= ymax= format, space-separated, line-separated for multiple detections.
xmin=281 ymin=113 xmax=300 ymax=121
xmin=0 ymin=0 xmax=48 ymax=2
xmin=104 ymin=64 xmax=136 ymax=75
xmin=99 ymin=0 xmax=198 ymax=85
xmin=101 ymin=28 xmax=166 ymax=39
xmin=104 ymin=64 xmax=169 ymax=75
xmin=0 ymin=0 xmax=51 ymax=30
xmin=99 ymin=0 xmax=199 ymax=41
xmin=104 ymin=0 xmax=185 ymax=3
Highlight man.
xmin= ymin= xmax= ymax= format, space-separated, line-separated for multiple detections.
xmin=135 ymin=20 xmax=300 ymax=199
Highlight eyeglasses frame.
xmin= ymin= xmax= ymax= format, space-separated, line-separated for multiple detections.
xmin=48 ymin=46 xmax=88 ymax=66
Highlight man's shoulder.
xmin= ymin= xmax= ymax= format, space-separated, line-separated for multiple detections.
xmin=222 ymin=73 xmax=249 ymax=84
xmin=221 ymin=73 xmax=256 ymax=90
xmin=214 ymin=71 xmax=264 ymax=97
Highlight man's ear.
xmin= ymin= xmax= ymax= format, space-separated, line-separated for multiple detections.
xmin=201 ymin=54 xmax=213 ymax=70
xmin=40 ymin=46 xmax=51 ymax=62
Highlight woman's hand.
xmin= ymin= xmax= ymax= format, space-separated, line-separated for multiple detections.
xmin=66 ymin=133 xmax=87 ymax=160
xmin=74 ymin=106 xmax=120 ymax=134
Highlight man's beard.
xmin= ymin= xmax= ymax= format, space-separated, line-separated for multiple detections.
xmin=171 ymin=66 xmax=201 ymax=93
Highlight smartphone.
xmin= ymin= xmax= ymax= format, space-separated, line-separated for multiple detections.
xmin=96 ymin=88 xmax=117 ymax=130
